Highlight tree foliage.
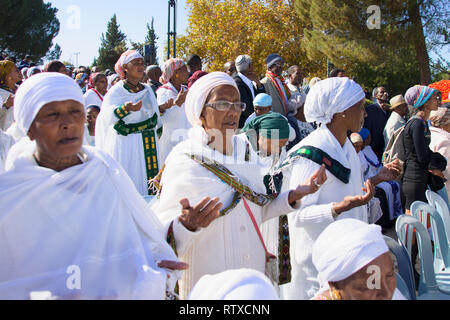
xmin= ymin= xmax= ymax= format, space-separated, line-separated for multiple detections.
xmin=97 ymin=14 xmax=127 ymax=71
xmin=0 ymin=0 xmax=60 ymax=62
xmin=293 ymin=0 xmax=449 ymax=85
xmin=130 ymin=18 xmax=159 ymax=65
xmin=46 ymin=43 xmax=62 ymax=61
xmin=176 ymin=0 xmax=325 ymax=77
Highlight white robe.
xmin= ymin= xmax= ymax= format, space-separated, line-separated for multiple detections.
xmin=96 ymin=82 xmax=162 ymax=195
xmin=0 ymin=130 xmax=14 ymax=173
xmin=362 ymin=146 xmax=402 ymax=220
xmin=83 ymin=124 xmax=95 ymax=147
xmin=279 ymin=125 xmax=368 ymax=300
xmin=156 ymin=83 xmax=191 ymax=164
xmin=0 ymin=88 xmax=14 ymax=131
xmin=152 ymin=134 xmax=297 ymax=299
xmin=84 ymin=89 xmax=103 ymax=108
xmin=0 ymin=145 xmax=179 ymax=300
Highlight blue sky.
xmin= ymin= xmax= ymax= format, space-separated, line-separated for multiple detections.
xmin=48 ymin=1 xmax=448 ymax=69
xmin=48 ymin=0 xmax=189 ymax=67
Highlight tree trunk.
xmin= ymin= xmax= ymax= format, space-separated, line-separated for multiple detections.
xmin=407 ymin=0 xmax=432 ymax=85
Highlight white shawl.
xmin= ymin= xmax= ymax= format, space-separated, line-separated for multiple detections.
xmin=0 ymin=145 xmax=179 ymax=300
xmin=95 ymin=82 xmax=162 ymax=195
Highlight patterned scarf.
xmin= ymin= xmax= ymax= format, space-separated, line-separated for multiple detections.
xmin=265 ymin=71 xmax=291 ymax=115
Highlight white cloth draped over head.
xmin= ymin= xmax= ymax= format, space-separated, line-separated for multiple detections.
xmin=114 ymin=50 xmax=144 ymax=80
xmin=0 ymin=144 xmax=180 ymax=299
xmin=312 ymin=218 xmax=389 ymax=284
xmin=188 ymin=269 xmax=279 ymax=300
xmin=184 ymin=72 xmax=239 ymax=143
xmin=304 ymin=77 xmax=365 ymax=125
xmin=13 ymin=72 xmax=84 ymax=134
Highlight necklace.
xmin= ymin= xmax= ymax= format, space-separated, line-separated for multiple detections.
xmin=329 ymin=288 xmax=342 ymax=300
xmin=124 ymin=79 xmax=142 ymax=93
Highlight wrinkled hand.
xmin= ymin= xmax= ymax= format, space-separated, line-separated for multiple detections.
xmin=373 ymin=159 xmax=403 ymax=184
xmin=4 ymin=94 xmax=14 ymax=109
xmin=429 ymin=169 xmax=445 ymax=179
xmin=179 ymin=197 xmax=223 ymax=232
xmin=174 ymin=89 xmax=188 ymax=107
xmin=157 ymin=260 xmax=189 ymax=271
xmin=288 ymin=165 xmax=327 ymax=204
xmin=337 ymin=180 xmax=375 ymax=214
xmin=160 ymin=98 xmax=174 ymax=112
xmin=124 ymin=100 xmax=142 ymax=112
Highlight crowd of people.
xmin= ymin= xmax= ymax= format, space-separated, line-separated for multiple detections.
xmin=0 ymin=49 xmax=449 ymax=300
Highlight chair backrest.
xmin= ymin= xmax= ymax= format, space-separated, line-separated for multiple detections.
xmin=426 ymin=190 xmax=450 ymax=246
xmin=396 ymin=215 xmax=440 ymax=296
xmin=411 ymin=199 xmax=450 ymax=271
xmin=384 ymin=235 xmax=416 ymax=300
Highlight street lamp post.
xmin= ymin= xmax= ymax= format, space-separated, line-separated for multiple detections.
xmin=167 ymin=0 xmax=177 ymax=59
xmin=74 ymin=52 xmax=80 ymax=67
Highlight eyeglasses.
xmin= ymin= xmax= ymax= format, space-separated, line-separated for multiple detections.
xmin=205 ymin=101 xmax=246 ymax=112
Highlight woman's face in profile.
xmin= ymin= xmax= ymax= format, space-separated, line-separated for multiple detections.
xmin=331 ymin=252 xmax=396 ymax=300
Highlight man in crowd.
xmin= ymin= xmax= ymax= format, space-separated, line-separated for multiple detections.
xmin=383 ymin=94 xmax=409 ymax=145
xmin=146 ymin=65 xmax=163 ymax=95
xmin=223 ymin=61 xmax=237 ymax=77
xmin=363 ymin=86 xmax=391 ymax=161
xmin=233 ymin=55 xmax=266 ymax=128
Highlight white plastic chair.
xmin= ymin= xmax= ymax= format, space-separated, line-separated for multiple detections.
xmin=396 ymin=215 xmax=450 ymax=299
xmin=426 ymin=190 xmax=450 ymax=247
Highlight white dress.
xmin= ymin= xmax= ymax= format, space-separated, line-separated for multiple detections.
xmin=0 ymin=144 xmax=179 ymax=299
xmin=156 ymin=83 xmax=191 ymax=164
xmin=0 ymin=130 xmax=14 ymax=173
xmin=152 ymin=132 xmax=297 ymax=299
xmin=0 ymin=88 xmax=14 ymax=131
xmin=96 ymin=81 xmax=163 ymax=195
xmin=278 ymin=125 xmax=369 ymax=300
xmin=84 ymin=89 xmax=104 ymax=108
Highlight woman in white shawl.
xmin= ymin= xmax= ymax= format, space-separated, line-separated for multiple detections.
xmin=156 ymin=58 xmax=191 ymax=164
xmin=0 ymin=72 xmax=186 ymax=300
xmin=151 ymin=72 xmax=326 ymax=299
xmin=275 ymin=77 xmax=402 ymax=300
xmin=95 ymin=50 xmax=175 ymax=195
xmin=312 ymin=219 xmax=405 ymax=300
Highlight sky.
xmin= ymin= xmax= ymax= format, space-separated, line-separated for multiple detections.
xmin=47 ymin=1 xmax=448 ymax=69
xmin=47 ymin=0 xmax=189 ymax=67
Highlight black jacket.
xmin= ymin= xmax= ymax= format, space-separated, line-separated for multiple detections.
xmin=233 ymin=74 xmax=265 ymax=128
xmin=363 ymin=103 xmax=391 ymax=161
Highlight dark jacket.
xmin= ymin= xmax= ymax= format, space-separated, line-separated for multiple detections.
xmin=233 ymin=74 xmax=265 ymax=129
xmin=363 ymin=103 xmax=391 ymax=161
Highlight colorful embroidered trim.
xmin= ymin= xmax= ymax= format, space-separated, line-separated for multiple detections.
xmin=113 ymin=105 xmax=129 ymax=120
xmin=188 ymin=153 xmax=277 ymax=206
xmin=142 ymin=130 xmax=160 ymax=195
xmin=277 ymin=145 xmax=351 ymax=184
xmin=113 ymin=112 xmax=158 ymax=136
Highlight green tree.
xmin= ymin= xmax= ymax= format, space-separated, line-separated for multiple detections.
xmin=46 ymin=43 xmax=62 ymax=61
xmin=97 ymin=14 xmax=127 ymax=71
xmin=130 ymin=18 xmax=159 ymax=65
xmin=0 ymin=0 xmax=60 ymax=62
xmin=293 ymin=0 xmax=449 ymax=85
xmin=175 ymin=0 xmax=324 ymax=77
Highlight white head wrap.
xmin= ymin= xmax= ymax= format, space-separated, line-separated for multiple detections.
xmin=235 ymin=55 xmax=252 ymax=73
xmin=304 ymin=77 xmax=365 ymax=125
xmin=185 ymin=71 xmax=238 ymax=127
xmin=26 ymin=67 xmax=41 ymax=78
xmin=14 ymin=72 xmax=84 ymax=134
xmin=312 ymin=219 xmax=389 ymax=284
xmin=188 ymin=269 xmax=279 ymax=300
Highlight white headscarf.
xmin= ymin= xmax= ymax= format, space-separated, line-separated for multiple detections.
xmin=188 ymin=269 xmax=279 ymax=300
xmin=14 ymin=72 xmax=84 ymax=134
xmin=312 ymin=219 xmax=389 ymax=284
xmin=185 ymin=71 xmax=238 ymax=127
xmin=304 ymin=77 xmax=365 ymax=125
